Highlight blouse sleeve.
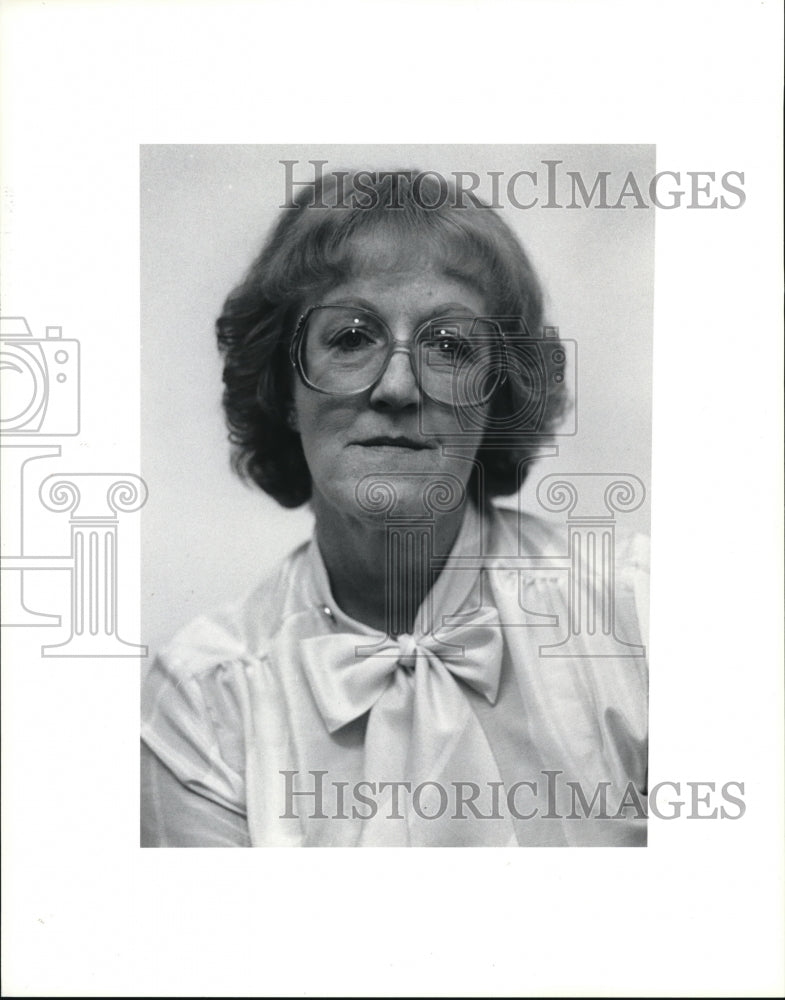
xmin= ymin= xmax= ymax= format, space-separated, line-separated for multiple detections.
xmin=141 ymin=653 xmax=251 ymax=848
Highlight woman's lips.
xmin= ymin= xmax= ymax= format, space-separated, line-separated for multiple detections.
xmin=353 ymin=436 xmax=431 ymax=450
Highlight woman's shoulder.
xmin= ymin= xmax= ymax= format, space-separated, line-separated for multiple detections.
xmin=153 ymin=539 xmax=312 ymax=681
xmin=489 ymin=502 xmax=650 ymax=571
xmin=489 ymin=501 xmax=650 ymax=648
xmin=141 ymin=542 xmax=316 ymax=811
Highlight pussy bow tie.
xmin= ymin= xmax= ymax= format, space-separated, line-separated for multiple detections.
xmin=299 ymin=592 xmax=516 ymax=844
xmin=299 ymin=605 xmax=503 ymax=735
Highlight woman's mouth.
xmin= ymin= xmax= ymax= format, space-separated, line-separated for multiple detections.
xmin=354 ymin=436 xmax=430 ymax=450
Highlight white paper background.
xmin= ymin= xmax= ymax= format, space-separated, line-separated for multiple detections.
xmin=1 ymin=1 xmax=783 ymax=996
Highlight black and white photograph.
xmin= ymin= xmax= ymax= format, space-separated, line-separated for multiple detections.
xmin=140 ymin=146 xmax=654 ymax=848
xmin=1 ymin=1 xmax=782 ymax=996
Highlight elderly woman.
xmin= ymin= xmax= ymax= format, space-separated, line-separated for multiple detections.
xmin=141 ymin=170 xmax=648 ymax=847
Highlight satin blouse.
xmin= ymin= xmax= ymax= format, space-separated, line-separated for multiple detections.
xmin=141 ymin=502 xmax=649 ymax=847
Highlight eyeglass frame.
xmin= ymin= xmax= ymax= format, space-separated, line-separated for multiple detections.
xmin=289 ymin=303 xmax=510 ymax=406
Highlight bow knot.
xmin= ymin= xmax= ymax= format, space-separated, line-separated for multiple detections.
xmin=299 ymin=604 xmax=503 ymax=735
xmin=396 ymin=633 xmax=418 ymax=670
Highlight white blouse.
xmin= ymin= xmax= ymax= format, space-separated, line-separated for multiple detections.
xmin=141 ymin=502 xmax=649 ymax=847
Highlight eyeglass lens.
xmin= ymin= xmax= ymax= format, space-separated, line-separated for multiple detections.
xmin=301 ymin=306 xmax=504 ymax=406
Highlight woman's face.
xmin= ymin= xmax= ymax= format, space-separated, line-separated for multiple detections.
xmin=291 ymin=241 xmax=490 ymax=524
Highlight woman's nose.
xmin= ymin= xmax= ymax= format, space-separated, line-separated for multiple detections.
xmin=369 ymin=346 xmax=421 ymax=409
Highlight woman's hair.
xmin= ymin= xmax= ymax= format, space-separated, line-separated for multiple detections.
xmin=216 ymin=169 xmax=569 ymax=508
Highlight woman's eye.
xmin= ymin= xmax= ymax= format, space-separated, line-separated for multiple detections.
xmin=331 ymin=327 xmax=376 ymax=351
xmin=426 ymin=333 xmax=474 ymax=360
xmin=421 ymin=321 xmax=477 ymax=358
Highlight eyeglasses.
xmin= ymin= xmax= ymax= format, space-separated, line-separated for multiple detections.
xmin=290 ymin=305 xmax=509 ymax=407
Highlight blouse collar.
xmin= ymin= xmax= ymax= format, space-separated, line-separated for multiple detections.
xmin=301 ymin=498 xmax=491 ymax=638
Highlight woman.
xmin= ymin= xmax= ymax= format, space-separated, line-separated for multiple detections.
xmin=141 ymin=170 xmax=648 ymax=847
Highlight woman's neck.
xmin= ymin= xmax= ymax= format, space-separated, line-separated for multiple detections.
xmin=312 ymin=493 xmax=470 ymax=635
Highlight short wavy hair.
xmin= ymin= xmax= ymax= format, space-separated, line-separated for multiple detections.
xmin=216 ymin=169 xmax=569 ymax=508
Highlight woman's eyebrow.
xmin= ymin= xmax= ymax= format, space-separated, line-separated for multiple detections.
xmin=419 ymin=302 xmax=480 ymax=319
xmin=320 ymin=297 xmax=482 ymax=320
xmin=320 ymin=296 xmax=380 ymax=313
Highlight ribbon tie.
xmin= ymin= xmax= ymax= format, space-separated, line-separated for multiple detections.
xmin=298 ymin=505 xmax=517 ymax=846
xmin=299 ymin=606 xmax=503 ymax=734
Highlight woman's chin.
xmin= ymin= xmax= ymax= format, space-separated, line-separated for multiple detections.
xmin=343 ymin=472 xmax=467 ymax=523
xmin=310 ymin=448 xmax=471 ymax=526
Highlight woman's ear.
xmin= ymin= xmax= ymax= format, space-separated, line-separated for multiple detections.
xmin=285 ymin=406 xmax=299 ymax=432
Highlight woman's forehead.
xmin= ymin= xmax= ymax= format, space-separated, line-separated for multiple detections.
xmin=326 ymin=230 xmax=488 ymax=303
xmin=319 ymin=268 xmax=487 ymax=313
xmin=344 ymin=227 xmax=453 ymax=270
